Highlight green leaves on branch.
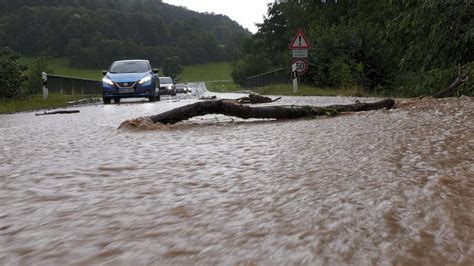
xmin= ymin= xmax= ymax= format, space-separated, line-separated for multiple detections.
xmin=162 ymin=56 xmax=183 ymax=80
xmin=23 ymin=53 xmax=51 ymax=96
xmin=232 ymin=0 xmax=473 ymax=96
xmin=0 ymin=48 xmax=51 ymax=99
xmin=388 ymin=0 xmax=473 ymax=71
xmin=1 ymin=1 xmax=250 ymax=69
xmin=0 ymin=47 xmax=25 ymax=98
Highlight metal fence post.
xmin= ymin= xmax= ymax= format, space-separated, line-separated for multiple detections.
xmin=292 ymin=63 xmax=298 ymax=93
xmin=42 ymin=72 xmax=48 ymax=99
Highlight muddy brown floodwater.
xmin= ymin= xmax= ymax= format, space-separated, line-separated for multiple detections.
xmin=0 ymin=88 xmax=473 ymax=265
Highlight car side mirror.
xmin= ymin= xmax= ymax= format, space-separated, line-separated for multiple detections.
xmin=153 ymin=69 xmax=159 ymax=74
xmin=102 ymin=71 xmax=107 ymax=76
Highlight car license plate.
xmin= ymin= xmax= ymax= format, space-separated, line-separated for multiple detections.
xmin=119 ymin=88 xmax=134 ymax=93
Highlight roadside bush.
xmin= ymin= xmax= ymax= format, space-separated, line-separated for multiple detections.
xmin=328 ymin=59 xmax=354 ymax=88
xmin=307 ymin=23 xmax=394 ymax=90
xmin=0 ymin=47 xmax=26 ymax=98
xmin=231 ymin=54 xmax=272 ymax=86
xmin=162 ymin=56 xmax=183 ymax=80
xmin=392 ymin=66 xmax=470 ymax=97
xmin=459 ymin=62 xmax=474 ymax=96
xmin=23 ymin=54 xmax=51 ymax=96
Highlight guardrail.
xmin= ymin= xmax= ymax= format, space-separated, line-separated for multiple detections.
xmin=244 ymin=68 xmax=291 ymax=88
xmin=46 ymin=74 xmax=101 ymax=95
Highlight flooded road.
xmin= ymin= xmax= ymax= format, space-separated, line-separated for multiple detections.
xmin=1 ymin=85 xmax=473 ymax=265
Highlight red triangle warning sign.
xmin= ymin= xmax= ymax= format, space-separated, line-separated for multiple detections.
xmin=289 ymin=29 xmax=311 ymax=49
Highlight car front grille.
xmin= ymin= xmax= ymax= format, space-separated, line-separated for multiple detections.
xmin=117 ymin=82 xmax=136 ymax=88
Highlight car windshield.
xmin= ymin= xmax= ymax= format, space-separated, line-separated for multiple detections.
xmin=159 ymin=77 xmax=173 ymax=84
xmin=109 ymin=61 xmax=149 ymax=73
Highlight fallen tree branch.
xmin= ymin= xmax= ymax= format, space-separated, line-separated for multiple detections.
xmin=432 ymin=75 xmax=468 ymax=98
xmin=143 ymin=98 xmax=395 ymax=125
xmin=237 ymin=94 xmax=282 ymax=104
xmin=433 ymin=64 xmax=469 ymax=98
xmin=35 ymin=110 xmax=80 ymax=116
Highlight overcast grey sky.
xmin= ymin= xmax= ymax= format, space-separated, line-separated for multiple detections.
xmin=162 ymin=0 xmax=273 ymax=33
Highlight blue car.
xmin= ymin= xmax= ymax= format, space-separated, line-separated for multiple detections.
xmin=102 ymin=60 xmax=160 ymax=104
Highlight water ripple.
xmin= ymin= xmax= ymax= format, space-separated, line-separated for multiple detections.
xmin=0 ymin=96 xmax=473 ymax=264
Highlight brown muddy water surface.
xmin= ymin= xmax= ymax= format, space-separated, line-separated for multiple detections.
xmin=0 ymin=90 xmax=473 ymax=265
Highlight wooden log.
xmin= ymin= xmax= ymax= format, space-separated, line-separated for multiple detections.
xmin=237 ymin=94 xmax=282 ymax=104
xmin=35 ymin=110 xmax=80 ymax=116
xmin=433 ymin=64 xmax=469 ymax=98
xmin=147 ymin=98 xmax=395 ymax=124
xmin=433 ymin=75 xmax=468 ymax=98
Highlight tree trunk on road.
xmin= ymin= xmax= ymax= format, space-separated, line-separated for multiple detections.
xmin=145 ymin=98 xmax=395 ymax=125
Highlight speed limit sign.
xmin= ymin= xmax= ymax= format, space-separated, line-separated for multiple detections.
xmin=292 ymin=58 xmax=309 ymax=75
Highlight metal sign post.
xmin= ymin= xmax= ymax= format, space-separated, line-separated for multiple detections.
xmin=292 ymin=58 xmax=309 ymax=76
xmin=42 ymin=72 xmax=48 ymax=100
xmin=289 ymin=29 xmax=312 ymax=50
xmin=292 ymin=63 xmax=298 ymax=93
xmin=292 ymin=49 xmax=308 ymax=58
xmin=289 ymin=29 xmax=311 ymax=87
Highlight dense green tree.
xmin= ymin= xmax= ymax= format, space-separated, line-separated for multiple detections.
xmin=0 ymin=28 xmax=5 ymax=47
xmin=23 ymin=53 xmax=51 ymax=95
xmin=233 ymin=0 xmax=473 ymax=96
xmin=162 ymin=56 xmax=183 ymax=80
xmin=386 ymin=0 xmax=474 ymax=95
xmin=388 ymin=0 xmax=473 ymax=71
xmin=0 ymin=0 xmax=250 ymax=68
xmin=0 ymin=47 xmax=26 ymax=98
xmin=141 ymin=45 xmax=179 ymax=68
xmin=65 ymin=39 xmax=83 ymax=68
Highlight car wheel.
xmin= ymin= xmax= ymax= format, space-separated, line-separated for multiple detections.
xmin=149 ymin=95 xmax=156 ymax=102
xmin=114 ymin=97 xmax=121 ymax=103
xmin=157 ymin=94 xmax=161 ymax=101
xmin=103 ymin=97 xmax=111 ymax=104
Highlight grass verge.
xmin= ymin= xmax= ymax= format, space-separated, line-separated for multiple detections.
xmin=178 ymin=62 xmax=232 ymax=82
xmin=206 ymin=81 xmax=365 ymax=97
xmin=251 ymin=84 xmax=363 ymax=96
xmin=205 ymin=81 xmax=241 ymax=92
xmin=0 ymin=94 xmax=93 ymax=114
xmin=21 ymin=57 xmax=233 ymax=83
xmin=19 ymin=57 xmax=103 ymax=80
xmin=18 ymin=57 xmax=389 ymax=97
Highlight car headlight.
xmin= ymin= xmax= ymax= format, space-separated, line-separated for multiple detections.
xmin=102 ymin=77 xmax=114 ymax=86
xmin=167 ymin=85 xmax=173 ymax=90
xmin=139 ymin=76 xmax=152 ymax=84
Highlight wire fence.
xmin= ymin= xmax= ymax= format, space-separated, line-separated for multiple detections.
xmin=244 ymin=68 xmax=291 ymax=88
xmin=46 ymin=74 xmax=101 ymax=95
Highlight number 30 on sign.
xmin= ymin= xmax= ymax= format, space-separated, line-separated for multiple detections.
xmin=292 ymin=58 xmax=309 ymax=75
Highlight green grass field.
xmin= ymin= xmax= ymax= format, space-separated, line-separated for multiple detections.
xmin=178 ymin=62 xmax=232 ymax=82
xmin=20 ymin=57 xmax=232 ymax=83
xmin=0 ymin=94 xmax=89 ymax=114
xmin=19 ymin=57 xmax=105 ymax=80
xmin=205 ymin=81 xmax=241 ymax=92
xmin=205 ymin=81 xmax=364 ymax=97
xmin=18 ymin=57 xmax=365 ymax=97
xmin=250 ymin=84 xmax=363 ymax=96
